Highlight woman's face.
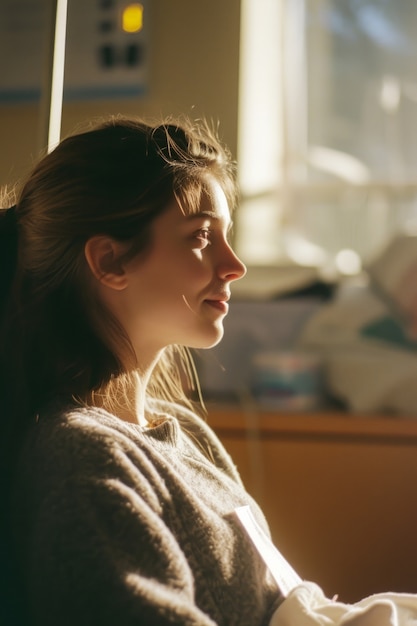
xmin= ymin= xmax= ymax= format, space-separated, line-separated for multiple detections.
xmin=117 ymin=178 xmax=246 ymax=364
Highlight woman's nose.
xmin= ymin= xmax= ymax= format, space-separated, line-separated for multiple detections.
xmin=218 ymin=244 xmax=247 ymax=282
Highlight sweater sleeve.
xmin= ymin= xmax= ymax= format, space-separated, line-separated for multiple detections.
xmin=27 ymin=469 xmax=218 ymax=626
xmin=15 ymin=417 xmax=221 ymax=626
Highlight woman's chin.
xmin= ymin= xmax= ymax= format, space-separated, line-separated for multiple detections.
xmin=188 ymin=326 xmax=225 ymax=350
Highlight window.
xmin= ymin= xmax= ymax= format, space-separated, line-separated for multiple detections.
xmin=236 ymin=0 xmax=417 ymax=276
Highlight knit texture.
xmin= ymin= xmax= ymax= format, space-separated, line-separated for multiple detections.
xmin=11 ymin=400 xmax=280 ymax=625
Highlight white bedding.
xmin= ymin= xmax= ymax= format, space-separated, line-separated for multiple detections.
xmin=270 ymin=581 xmax=417 ymax=626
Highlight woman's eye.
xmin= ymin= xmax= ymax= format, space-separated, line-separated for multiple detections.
xmin=195 ymin=228 xmax=212 ymax=247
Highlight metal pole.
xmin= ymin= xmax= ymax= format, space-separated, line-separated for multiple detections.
xmin=38 ymin=0 xmax=68 ymax=154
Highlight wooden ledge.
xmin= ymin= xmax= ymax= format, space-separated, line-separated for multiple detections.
xmin=206 ymin=403 xmax=417 ymax=445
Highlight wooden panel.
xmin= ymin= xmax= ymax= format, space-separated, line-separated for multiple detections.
xmin=208 ymin=405 xmax=417 ymax=603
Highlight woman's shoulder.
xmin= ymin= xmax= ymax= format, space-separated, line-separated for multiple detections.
xmin=35 ymin=402 xmax=128 ymax=446
xmin=24 ymin=398 xmax=242 ymax=485
xmin=20 ymin=402 xmax=147 ymax=483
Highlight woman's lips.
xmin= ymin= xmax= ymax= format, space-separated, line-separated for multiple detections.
xmin=204 ymin=299 xmax=229 ymax=314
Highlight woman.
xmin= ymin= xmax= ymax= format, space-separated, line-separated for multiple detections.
xmin=0 ymin=116 xmax=281 ymax=625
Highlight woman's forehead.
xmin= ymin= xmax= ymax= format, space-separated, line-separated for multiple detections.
xmin=177 ymin=177 xmax=231 ymax=219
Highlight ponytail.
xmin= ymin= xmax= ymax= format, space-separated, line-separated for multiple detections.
xmin=0 ymin=200 xmax=26 ymax=504
xmin=0 ymin=203 xmax=30 ymax=624
xmin=0 ymin=203 xmax=21 ymax=474
xmin=0 ymin=202 xmax=21 ymax=410
xmin=0 ymin=205 xmax=18 ymax=312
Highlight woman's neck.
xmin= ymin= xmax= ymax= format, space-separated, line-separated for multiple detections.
xmin=90 ymin=370 xmax=150 ymax=427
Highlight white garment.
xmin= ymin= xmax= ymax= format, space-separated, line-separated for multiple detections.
xmin=270 ymin=582 xmax=417 ymax=626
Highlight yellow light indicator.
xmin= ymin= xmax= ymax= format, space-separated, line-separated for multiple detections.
xmin=122 ymin=4 xmax=143 ymax=33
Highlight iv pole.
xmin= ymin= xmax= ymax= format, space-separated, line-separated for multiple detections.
xmin=39 ymin=0 xmax=68 ymax=154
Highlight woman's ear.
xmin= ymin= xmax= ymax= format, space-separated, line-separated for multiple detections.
xmin=84 ymin=235 xmax=129 ymax=290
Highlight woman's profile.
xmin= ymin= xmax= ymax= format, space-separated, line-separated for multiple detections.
xmin=0 ymin=116 xmax=281 ymax=625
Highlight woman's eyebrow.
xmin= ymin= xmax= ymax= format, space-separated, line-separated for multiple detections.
xmin=186 ymin=210 xmax=218 ymax=220
xmin=186 ymin=211 xmax=234 ymax=232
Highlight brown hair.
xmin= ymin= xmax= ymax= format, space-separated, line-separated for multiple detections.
xmin=0 ymin=114 xmax=237 ymax=463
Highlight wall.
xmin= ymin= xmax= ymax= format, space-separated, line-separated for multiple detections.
xmin=0 ymin=0 xmax=241 ymax=188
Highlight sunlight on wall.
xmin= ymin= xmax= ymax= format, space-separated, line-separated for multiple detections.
xmin=237 ymin=0 xmax=282 ymax=196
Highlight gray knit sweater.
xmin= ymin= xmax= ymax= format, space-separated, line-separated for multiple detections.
xmin=12 ymin=401 xmax=280 ymax=626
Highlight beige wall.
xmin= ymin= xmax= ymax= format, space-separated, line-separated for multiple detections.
xmin=0 ymin=0 xmax=241 ymax=188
